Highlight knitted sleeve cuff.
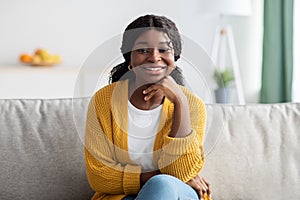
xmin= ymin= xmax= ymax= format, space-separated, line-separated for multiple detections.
xmin=123 ymin=164 xmax=142 ymax=195
xmin=162 ymin=130 xmax=199 ymax=155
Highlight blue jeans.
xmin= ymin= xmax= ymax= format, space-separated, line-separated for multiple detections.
xmin=123 ymin=174 xmax=198 ymax=200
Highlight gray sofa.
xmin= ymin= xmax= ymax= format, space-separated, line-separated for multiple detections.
xmin=0 ymin=98 xmax=299 ymax=200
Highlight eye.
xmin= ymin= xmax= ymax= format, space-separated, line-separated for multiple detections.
xmin=158 ymin=48 xmax=171 ymax=53
xmin=136 ymin=48 xmax=151 ymax=54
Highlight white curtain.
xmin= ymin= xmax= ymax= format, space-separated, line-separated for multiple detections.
xmin=293 ymin=0 xmax=300 ymax=102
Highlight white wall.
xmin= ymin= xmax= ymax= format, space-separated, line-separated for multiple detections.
xmin=0 ymin=0 xmax=263 ymax=102
xmin=293 ymin=0 xmax=300 ymax=102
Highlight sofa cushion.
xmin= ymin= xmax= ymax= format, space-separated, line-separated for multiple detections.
xmin=0 ymin=98 xmax=93 ymax=200
xmin=202 ymin=103 xmax=300 ymax=200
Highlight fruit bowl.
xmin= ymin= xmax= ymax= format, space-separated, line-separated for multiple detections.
xmin=19 ymin=49 xmax=61 ymax=67
xmin=30 ymin=62 xmax=58 ymax=67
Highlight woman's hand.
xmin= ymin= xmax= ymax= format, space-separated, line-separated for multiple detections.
xmin=143 ymin=75 xmax=192 ymax=138
xmin=187 ymin=175 xmax=211 ymax=200
xmin=142 ymin=75 xmax=183 ymax=104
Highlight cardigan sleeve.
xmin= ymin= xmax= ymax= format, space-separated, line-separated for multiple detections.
xmin=158 ymin=91 xmax=206 ymax=183
xmin=84 ymin=96 xmax=142 ymax=195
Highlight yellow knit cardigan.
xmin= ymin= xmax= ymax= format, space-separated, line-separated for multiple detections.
xmin=84 ymin=80 xmax=207 ymax=200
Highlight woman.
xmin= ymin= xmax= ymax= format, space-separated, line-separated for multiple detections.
xmin=84 ymin=14 xmax=211 ymax=200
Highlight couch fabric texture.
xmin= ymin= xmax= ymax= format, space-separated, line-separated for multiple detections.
xmin=0 ymin=98 xmax=299 ymax=200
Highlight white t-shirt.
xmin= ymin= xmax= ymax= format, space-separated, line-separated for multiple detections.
xmin=127 ymin=100 xmax=162 ymax=172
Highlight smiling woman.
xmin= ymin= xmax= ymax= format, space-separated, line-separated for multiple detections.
xmin=84 ymin=14 xmax=211 ymax=200
xmin=130 ymin=30 xmax=175 ymax=87
xmin=109 ymin=16 xmax=184 ymax=86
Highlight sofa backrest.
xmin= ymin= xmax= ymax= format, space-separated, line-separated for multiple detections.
xmin=1 ymin=98 xmax=299 ymax=200
xmin=0 ymin=98 xmax=93 ymax=200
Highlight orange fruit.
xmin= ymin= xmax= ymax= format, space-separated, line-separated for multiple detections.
xmin=20 ymin=54 xmax=32 ymax=63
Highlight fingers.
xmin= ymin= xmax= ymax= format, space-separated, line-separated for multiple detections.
xmin=197 ymin=179 xmax=208 ymax=200
xmin=202 ymin=177 xmax=211 ymax=197
xmin=199 ymin=177 xmax=209 ymax=192
xmin=143 ymin=84 xmax=159 ymax=96
xmin=200 ymin=177 xmax=211 ymax=199
xmin=187 ymin=175 xmax=211 ymax=200
xmin=143 ymin=88 xmax=159 ymax=101
xmin=199 ymin=188 xmax=203 ymax=200
xmin=142 ymin=76 xmax=168 ymax=95
xmin=142 ymin=76 xmax=180 ymax=103
xmin=143 ymin=82 xmax=170 ymax=102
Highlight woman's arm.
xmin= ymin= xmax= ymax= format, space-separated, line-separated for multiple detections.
xmin=144 ymin=79 xmax=207 ymax=182
xmin=143 ymin=76 xmax=192 ymax=138
xmin=84 ymin=97 xmax=142 ymax=195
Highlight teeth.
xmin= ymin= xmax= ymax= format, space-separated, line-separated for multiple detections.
xmin=146 ymin=67 xmax=162 ymax=71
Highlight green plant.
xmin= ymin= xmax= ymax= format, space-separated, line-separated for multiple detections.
xmin=213 ymin=68 xmax=235 ymax=88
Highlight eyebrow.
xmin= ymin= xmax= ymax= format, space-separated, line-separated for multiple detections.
xmin=134 ymin=41 xmax=171 ymax=46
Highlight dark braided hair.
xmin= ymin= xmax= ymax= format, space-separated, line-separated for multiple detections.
xmin=109 ymin=14 xmax=185 ymax=85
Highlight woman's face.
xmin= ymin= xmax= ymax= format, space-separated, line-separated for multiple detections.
xmin=130 ymin=29 xmax=175 ymax=84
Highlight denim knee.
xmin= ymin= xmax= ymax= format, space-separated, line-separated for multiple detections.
xmin=148 ymin=174 xmax=175 ymax=184
xmin=136 ymin=174 xmax=198 ymax=200
xmin=136 ymin=175 xmax=178 ymax=199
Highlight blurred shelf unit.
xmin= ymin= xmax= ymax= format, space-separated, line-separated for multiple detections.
xmin=0 ymin=65 xmax=82 ymax=99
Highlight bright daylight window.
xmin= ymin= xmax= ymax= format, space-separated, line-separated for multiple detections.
xmin=293 ymin=0 xmax=300 ymax=102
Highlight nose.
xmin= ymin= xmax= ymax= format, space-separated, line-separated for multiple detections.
xmin=147 ymin=48 xmax=161 ymax=62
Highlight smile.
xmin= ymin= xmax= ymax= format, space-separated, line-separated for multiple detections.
xmin=143 ymin=66 xmax=167 ymax=72
xmin=146 ymin=67 xmax=163 ymax=71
